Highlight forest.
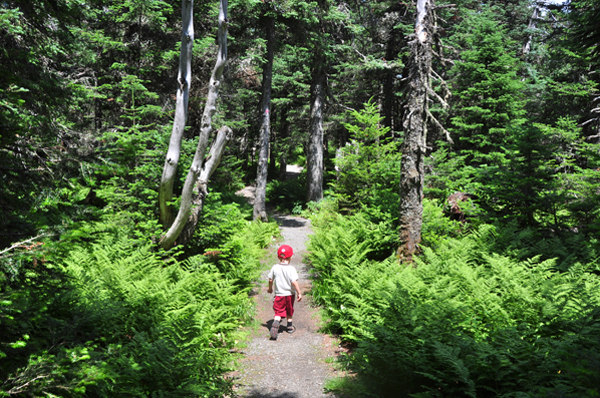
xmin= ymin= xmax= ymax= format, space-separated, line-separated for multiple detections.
xmin=1 ymin=0 xmax=600 ymax=396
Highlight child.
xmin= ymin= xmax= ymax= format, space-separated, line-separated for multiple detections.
xmin=267 ymin=244 xmax=302 ymax=340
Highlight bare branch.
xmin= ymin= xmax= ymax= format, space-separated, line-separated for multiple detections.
xmin=427 ymin=109 xmax=453 ymax=144
xmin=0 ymin=234 xmax=50 ymax=256
xmin=586 ymin=133 xmax=600 ymax=141
xmin=352 ymin=47 xmax=369 ymax=63
xmin=427 ymin=86 xmax=449 ymax=108
xmin=580 ymin=117 xmax=599 ymax=127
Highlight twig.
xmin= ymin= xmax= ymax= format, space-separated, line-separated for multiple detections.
xmin=0 ymin=234 xmax=49 ymax=256
xmin=579 ymin=117 xmax=598 ymax=127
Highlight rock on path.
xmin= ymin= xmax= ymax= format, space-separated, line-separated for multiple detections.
xmin=232 ymin=213 xmax=340 ymax=398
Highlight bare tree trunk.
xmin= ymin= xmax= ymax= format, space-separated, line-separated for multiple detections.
xmin=306 ymin=53 xmax=326 ymax=203
xmin=158 ymin=0 xmax=194 ymax=228
xmin=254 ymin=16 xmax=275 ymax=221
xmin=160 ymin=0 xmax=229 ymax=250
xmin=398 ymin=0 xmax=433 ymax=262
xmin=177 ymin=125 xmax=232 ymax=246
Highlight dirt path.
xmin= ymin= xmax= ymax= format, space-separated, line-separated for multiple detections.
xmin=231 ymin=212 xmax=341 ymax=397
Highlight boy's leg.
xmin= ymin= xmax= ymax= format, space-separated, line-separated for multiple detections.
xmin=270 ymin=318 xmax=280 ymax=339
xmin=285 ymin=295 xmax=295 ymax=333
xmin=271 ymin=297 xmax=286 ymax=339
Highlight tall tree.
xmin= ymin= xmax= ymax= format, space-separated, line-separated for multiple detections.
xmin=449 ymin=11 xmax=527 ymax=161
xmin=306 ymin=51 xmax=327 ymax=203
xmin=158 ymin=0 xmax=195 ymax=228
xmin=397 ymin=0 xmax=437 ymax=261
xmin=253 ymin=14 xmax=275 ymax=221
xmin=568 ymin=0 xmax=600 ymax=62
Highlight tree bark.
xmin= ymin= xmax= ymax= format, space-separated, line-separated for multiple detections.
xmin=278 ymin=106 xmax=290 ymax=181
xmin=158 ymin=0 xmax=194 ymax=228
xmin=160 ymin=0 xmax=229 ymax=250
xmin=398 ymin=0 xmax=433 ymax=262
xmin=253 ymin=16 xmax=275 ymax=221
xmin=306 ymin=53 xmax=326 ymax=203
xmin=176 ymin=125 xmax=233 ymax=246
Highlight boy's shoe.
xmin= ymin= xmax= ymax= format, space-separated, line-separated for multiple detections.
xmin=270 ymin=320 xmax=280 ymax=340
xmin=286 ymin=325 xmax=296 ymax=334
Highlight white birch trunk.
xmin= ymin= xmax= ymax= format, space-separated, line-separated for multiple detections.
xmin=176 ymin=125 xmax=233 ymax=246
xmin=158 ymin=0 xmax=194 ymax=228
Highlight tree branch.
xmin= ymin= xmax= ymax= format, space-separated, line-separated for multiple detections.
xmin=427 ymin=86 xmax=449 ymax=108
xmin=0 ymin=234 xmax=50 ymax=256
xmin=427 ymin=109 xmax=453 ymax=144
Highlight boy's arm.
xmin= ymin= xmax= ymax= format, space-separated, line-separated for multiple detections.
xmin=267 ymin=278 xmax=273 ymax=294
xmin=292 ymin=280 xmax=302 ymax=302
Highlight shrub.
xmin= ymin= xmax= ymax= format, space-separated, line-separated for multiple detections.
xmin=266 ymin=172 xmax=307 ymax=214
xmin=2 ymin=235 xmax=243 ymax=396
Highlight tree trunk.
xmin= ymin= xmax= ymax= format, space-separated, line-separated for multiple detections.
xmin=253 ymin=15 xmax=275 ymax=221
xmin=176 ymin=125 xmax=232 ymax=246
xmin=160 ymin=0 xmax=229 ymax=250
xmin=278 ymin=106 xmax=290 ymax=181
xmin=306 ymin=53 xmax=326 ymax=203
xmin=158 ymin=0 xmax=194 ymax=228
xmin=398 ymin=0 xmax=433 ymax=262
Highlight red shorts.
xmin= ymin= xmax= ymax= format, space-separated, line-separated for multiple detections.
xmin=273 ymin=295 xmax=295 ymax=318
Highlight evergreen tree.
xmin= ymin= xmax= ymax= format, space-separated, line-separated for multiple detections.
xmin=449 ymin=10 xmax=528 ymax=163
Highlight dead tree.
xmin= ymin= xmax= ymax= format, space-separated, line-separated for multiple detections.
xmin=158 ymin=0 xmax=194 ymax=228
xmin=159 ymin=0 xmax=230 ymax=250
xmin=398 ymin=0 xmax=451 ymax=262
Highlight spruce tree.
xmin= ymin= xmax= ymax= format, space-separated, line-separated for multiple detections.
xmin=449 ymin=10 xmax=527 ymax=164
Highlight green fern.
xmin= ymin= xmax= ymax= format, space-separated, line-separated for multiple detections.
xmin=311 ymin=221 xmax=600 ymax=397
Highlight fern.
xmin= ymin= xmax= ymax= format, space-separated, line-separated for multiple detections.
xmin=311 ymin=220 xmax=600 ymax=397
xmin=2 ymin=227 xmax=265 ymax=397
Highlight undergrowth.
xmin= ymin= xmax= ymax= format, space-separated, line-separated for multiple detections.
xmin=0 ymin=217 xmax=278 ymax=397
xmin=308 ymin=207 xmax=600 ymax=397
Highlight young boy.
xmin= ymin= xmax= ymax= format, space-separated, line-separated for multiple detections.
xmin=267 ymin=244 xmax=302 ymax=340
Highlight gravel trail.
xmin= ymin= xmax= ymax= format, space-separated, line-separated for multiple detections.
xmin=231 ymin=213 xmax=341 ymax=398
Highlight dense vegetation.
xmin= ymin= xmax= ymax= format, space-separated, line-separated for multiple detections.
xmin=2 ymin=0 xmax=600 ymax=396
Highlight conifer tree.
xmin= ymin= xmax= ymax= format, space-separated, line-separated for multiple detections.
xmin=253 ymin=13 xmax=275 ymax=221
xmin=449 ymin=10 xmax=527 ymax=164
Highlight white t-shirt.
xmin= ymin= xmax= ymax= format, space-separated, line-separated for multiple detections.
xmin=268 ymin=263 xmax=299 ymax=296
